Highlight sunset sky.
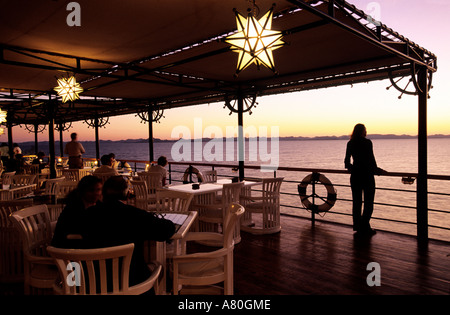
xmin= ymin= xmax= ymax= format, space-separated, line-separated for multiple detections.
xmin=2 ymin=0 xmax=449 ymax=143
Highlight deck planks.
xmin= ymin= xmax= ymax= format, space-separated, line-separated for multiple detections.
xmin=233 ymin=215 xmax=450 ymax=295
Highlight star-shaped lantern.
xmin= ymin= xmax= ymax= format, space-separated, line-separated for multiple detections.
xmin=54 ymin=76 xmax=83 ymax=103
xmin=225 ymin=5 xmax=284 ymax=75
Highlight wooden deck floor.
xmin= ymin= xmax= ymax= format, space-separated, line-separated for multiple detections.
xmin=233 ymin=215 xmax=450 ymax=295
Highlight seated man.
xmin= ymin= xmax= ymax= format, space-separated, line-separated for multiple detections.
xmin=148 ymin=155 xmax=168 ymax=186
xmin=93 ymin=154 xmax=119 ymax=176
xmin=52 ymin=176 xmax=176 ymax=287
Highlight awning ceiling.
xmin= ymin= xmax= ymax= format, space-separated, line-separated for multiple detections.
xmin=0 ymin=0 xmax=437 ymax=125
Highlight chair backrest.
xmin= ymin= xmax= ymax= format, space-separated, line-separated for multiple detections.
xmin=11 ymin=174 xmax=36 ymax=187
xmin=44 ymin=177 xmax=66 ymax=195
xmin=1 ymin=171 xmax=16 ymax=185
xmin=54 ymin=181 xmax=78 ymax=201
xmin=94 ymin=172 xmax=116 ymax=184
xmin=223 ymin=203 xmax=245 ymax=248
xmin=155 ymin=189 xmax=193 ymax=212
xmin=130 ymin=180 xmax=149 ymax=210
xmin=28 ymin=164 xmax=40 ymax=175
xmin=0 ymin=200 xmax=34 ymax=228
xmin=0 ymin=200 xmax=33 ymax=281
xmin=47 ymin=243 xmax=134 ymax=295
xmin=221 ymin=182 xmax=244 ymax=207
xmin=9 ymin=204 xmax=53 ymax=258
xmin=260 ymin=178 xmax=284 ymax=210
xmin=262 ymin=177 xmax=284 ymax=197
xmin=137 ymin=172 xmax=162 ymax=195
xmin=62 ymin=169 xmax=80 ymax=182
xmin=202 ymin=170 xmax=217 ymax=183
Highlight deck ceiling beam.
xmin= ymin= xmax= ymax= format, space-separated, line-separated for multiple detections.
xmin=287 ymin=0 xmax=437 ymax=72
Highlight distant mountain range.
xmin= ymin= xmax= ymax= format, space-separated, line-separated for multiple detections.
xmin=14 ymin=133 xmax=450 ymax=145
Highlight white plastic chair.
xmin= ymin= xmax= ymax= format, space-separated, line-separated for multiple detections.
xmin=9 ymin=204 xmax=58 ymax=294
xmin=197 ymin=182 xmax=243 ymax=244
xmin=202 ymin=170 xmax=217 ymax=183
xmin=43 ymin=177 xmax=66 ymax=196
xmin=240 ymin=177 xmax=284 ymax=235
xmin=62 ymin=169 xmax=80 ymax=182
xmin=53 ymin=181 xmax=78 ymax=204
xmin=172 ymin=203 xmax=245 ymax=295
xmin=11 ymin=174 xmax=36 ymax=187
xmin=130 ymin=180 xmax=152 ymax=211
xmin=154 ymin=189 xmax=193 ymax=212
xmin=0 ymin=199 xmax=33 ymax=283
xmin=137 ymin=172 xmax=162 ymax=198
xmin=47 ymin=243 xmax=162 ymax=295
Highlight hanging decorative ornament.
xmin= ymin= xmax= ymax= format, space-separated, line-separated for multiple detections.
xmin=54 ymin=76 xmax=84 ymax=103
xmin=225 ymin=4 xmax=284 ymax=75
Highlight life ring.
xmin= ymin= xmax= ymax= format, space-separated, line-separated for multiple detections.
xmin=298 ymin=173 xmax=337 ymax=213
xmin=182 ymin=166 xmax=204 ymax=184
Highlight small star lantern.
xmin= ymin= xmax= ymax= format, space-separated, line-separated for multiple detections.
xmin=54 ymin=76 xmax=83 ymax=103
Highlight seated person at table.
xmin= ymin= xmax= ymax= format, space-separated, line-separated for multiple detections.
xmin=148 ymin=155 xmax=168 ymax=186
xmin=32 ymin=151 xmax=47 ymax=173
xmin=5 ymin=153 xmax=26 ymax=174
xmin=52 ymin=175 xmax=103 ymax=248
xmin=93 ymin=154 xmax=119 ymax=176
xmin=117 ymin=159 xmax=132 ymax=173
xmin=108 ymin=153 xmax=119 ymax=169
xmin=52 ymin=176 xmax=176 ymax=287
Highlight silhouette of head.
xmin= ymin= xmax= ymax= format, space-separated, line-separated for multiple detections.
xmin=351 ymin=124 xmax=367 ymax=140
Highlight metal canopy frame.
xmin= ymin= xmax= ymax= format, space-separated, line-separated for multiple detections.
xmin=0 ymin=0 xmax=437 ymax=241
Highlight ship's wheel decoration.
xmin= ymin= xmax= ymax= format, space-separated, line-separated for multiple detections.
xmin=84 ymin=116 xmax=110 ymax=129
xmin=387 ymin=63 xmax=433 ymax=99
xmin=136 ymin=108 xmax=165 ymax=124
xmin=24 ymin=124 xmax=47 ymax=134
xmin=224 ymin=93 xmax=258 ymax=115
xmin=55 ymin=122 xmax=73 ymax=132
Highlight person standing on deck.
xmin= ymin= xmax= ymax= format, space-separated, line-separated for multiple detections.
xmin=64 ymin=132 xmax=85 ymax=169
xmin=344 ymin=123 xmax=385 ymax=236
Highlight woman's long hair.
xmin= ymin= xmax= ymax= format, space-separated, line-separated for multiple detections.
xmin=351 ymin=123 xmax=366 ymax=140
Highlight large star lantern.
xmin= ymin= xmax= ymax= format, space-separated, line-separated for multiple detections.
xmin=54 ymin=76 xmax=83 ymax=103
xmin=225 ymin=6 xmax=284 ymax=75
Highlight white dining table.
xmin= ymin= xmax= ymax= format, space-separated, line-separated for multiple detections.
xmin=146 ymin=210 xmax=198 ymax=295
xmin=166 ymin=179 xmax=262 ymax=243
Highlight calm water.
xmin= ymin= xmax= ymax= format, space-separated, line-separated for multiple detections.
xmin=28 ymin=138 xmax=450 ymax=241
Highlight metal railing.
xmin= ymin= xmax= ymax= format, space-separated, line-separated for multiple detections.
xmin=72 ymin=157 xmax=450 ymax=241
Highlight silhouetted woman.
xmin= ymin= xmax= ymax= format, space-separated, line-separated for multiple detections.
xmin=344 ymin=124 xmax=385 ymax=235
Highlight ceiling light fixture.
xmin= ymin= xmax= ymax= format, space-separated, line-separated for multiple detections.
xmin=0 ymin=108 xmax=6 ymax=135
xmin=54 ymin=76 xmax=83 ymax=103
xmin=225 ymin=4 xmax=284 ymax=75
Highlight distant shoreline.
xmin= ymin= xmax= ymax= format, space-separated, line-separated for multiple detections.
xmin=13 ymin=134 xmax=450 ymax=145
